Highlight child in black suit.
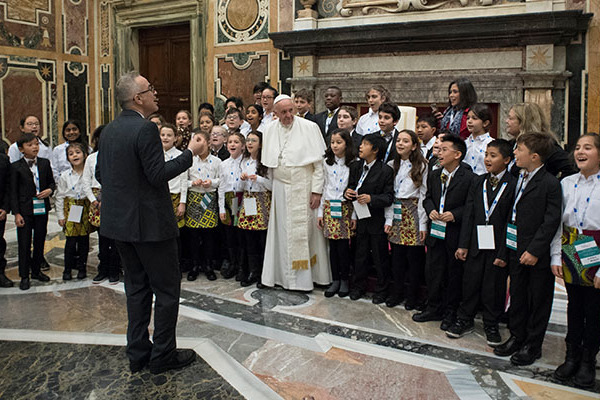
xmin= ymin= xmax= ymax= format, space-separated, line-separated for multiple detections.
xmin=493 ymin=132 xmax=562 ymax=366
xmin=345 ymin=133 xmax=394 ymax=303
xmin=10 ymin=132 xmax=56 ymax=290
xmin=413 ymin=135 xmax=474 ymax=330
xmin=447 ymin=139 xmax=516 ymax=346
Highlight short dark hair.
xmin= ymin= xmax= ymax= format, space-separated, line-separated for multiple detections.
xmin=469 ymin=103 xmax=493 ymax=126
xmin=198 ymin=102 xmax=215 ymax=115
xmin=362 ymin=133 xmax=387 ymax=161
xmin=161 ymin=123 xmax=177 ymax=134
xmin=262 ymin=86 xmax=279 ymax=98
xmin=20 ymin=115 xmax=38 ymax=127
xmin=17 ymin=132 xmax=37 ymax=148
xmin=294 ymin=88 xmax=313 ymax=103
xmin=326 ymin=86 xmax=342 ymax=96
xmin=225 ymin=107 xmax=243 ymax=120
xmin=66 ymin=142 xmax=88 ymax=160
xmin=516 ymin=132 xmax=555 ymax=162
xmin=378 ymin=102 xmax=400 ymax=123
xmin=226 ymin=96 xmax=244 ymax=110
xmin=441 ymin=134 xmax=467 ymax=161
xmin=417 ymin=113 xmax=438 ymax=130
xmin=253 ymin=82 xmax=269 ymax=94
xmin=487 ymin=138 xmax=512 ymax=159
xmin=247 ymin=104 xmax=264 ymax=118
xmin=61 ymin=119 xmax=83 ymax=142
xmin=449 ymin=77 xmax=477 ymax=110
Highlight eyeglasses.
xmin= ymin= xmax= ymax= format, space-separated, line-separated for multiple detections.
xmin=135 ymin=84 xmax=156 ymax=99
xmin=226 ymin=115 xmax=240 ymax=120
xmin=25 ymin=122 xmax=40 ymax=127
xmin=246 ymin=138 xmax=258 ymax=143
xmin=261 ymin=95 xmax=274 ymax=100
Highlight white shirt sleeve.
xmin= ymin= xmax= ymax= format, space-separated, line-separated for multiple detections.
xmin=550 ymin=225 xmax=563 ymax=266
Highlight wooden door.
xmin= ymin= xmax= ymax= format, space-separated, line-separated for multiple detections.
xmin=139 ymin=24 xmax=190 ymax=125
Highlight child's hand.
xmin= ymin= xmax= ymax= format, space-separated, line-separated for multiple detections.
xmin=58 ymin=219 xmax=65 ymax=227
xmin=551 ymin=264 xmax=563 ymax=279
xmin=192 ymin=179 xmax=203 ymax=186
xmin=455 ymin=248 xmax=468 ymax=261
xmin=439 ymin=211 xmax=454 ymax=222
xmin=219 ymin=213 xmax=227 ymax=222
xmin=429 ymin=210 xmax=440 ymax=221
xmin=176 ymin=203 xmax=186 ymax=217
xmin=384 ymin=224 xmax=391 ymax=234
xmin=92 ymin=200 xmax=99 ymax=208
xmin=350 ymin=219 xmax=357 ymax=230
xmin=594 ymin=276 xmax=600 ymax=290
xmin=201 ymin=179 xmax=212 ymax=188
xmin=37 ymin=189 xmax=52 ymax=199
xmin=493 ymin=258 xmax=507 ymax=268
xmin=0 ymin=209 xmax=6 ymax=221
xmin=419 ymin=231 xmax=428 ymax=243
xmin=317 ymin=217 xmax=323 ymax=230
xmin=15 ymin=214 xmax=24 ymax=227
xmin=248 ymin=174 xmax=257 ymax=182
xmin=344 ymin=188 xmax=357 ymax=200
xmin=357 ymin=194 xmax=371 ymax=205
xmin=240 ymin=173 xmax=248 ymax=181
xmin=520 ymin=251 xmax=538 ymax=266
xmin=433 ymin=111 xmax=444 ymax=120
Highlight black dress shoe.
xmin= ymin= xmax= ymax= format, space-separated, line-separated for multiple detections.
xmin=40 ymin=259 xmax=51 ymax=271
xmin=241 ymin=272 xmax=259 ymax=287
xmin=63 ymin=271 xmax=72 ymax=281
xmin=511 ymin=344 xmax=541 ymax=366
xmin=149 ymin=349 xmax=196 ymax=374
xmin=187 ymin=267 xmax=199 ymax=281
xmin=385 ymin=296 xmax=403 ymax=308
xmin=19 ymin=278 xmax=30 ymax=291
xmin=0 ymin=273 xmax=14 ymax=288
xmin=349 ymin=290 xmax=364 ymax=301
xmin=412 ymin=310 xmax=443 ymax=323
xmin=221 ymin=265 xmax=237 ymax=279
xmin=372 ymin=294 xmax=386 ymax=305
xmin=77 ymin=270 xmax=86 ymax=280
xmin=130 ymin=355 xmax=150 ymax=373
xmin=205 ymin=269 xmax=217 ymax=281
xmin=494 ymin=335 xmax=522 ymax=357
xmin=440 ymin=312 xmax=456 ymax=331
xmin=31 ymin=272 xmax=50 ymax=282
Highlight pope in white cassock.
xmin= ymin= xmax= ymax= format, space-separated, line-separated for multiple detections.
xmin=261 ymin=95 xmax=331 ymax=290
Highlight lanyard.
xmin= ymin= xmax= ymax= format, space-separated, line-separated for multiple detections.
xmin=511 ymin=172 xmax=528 ymax=223
xmin=573 ymin=174 xmax=600 ymax=232
xmin=357 ymin=165 xmax=369 ymax=190
xmin=32 ymin=165 xmax=40 ymax=193
xmin=439 ymin=175 xmax=451 ymax=213
xmin=483 ymin=180 xmax=508 ymax=223
xmin=384 ymin=137 xmax=394 ymax=162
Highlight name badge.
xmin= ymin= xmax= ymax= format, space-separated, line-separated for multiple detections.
xmin=243 ymin=197 xmax=257 ymax=216
xmin=329 ymin=200 xmax=342 ymax=219
xmin=393 ymin=200 xmax=402 ymax=222
xmin=200 ymin=194 xmax=212 ymax=210
xmin=477 ymin=225 xmax=495 ymax=250
xmin=231 ymin=197 xmax=239 ymax=217
xmin=574 ymin=236 xmax=600 ymax=268
xmin=430 ymin=220 xmax=446 ymax=240
xmin=352 ymin=201 xmax=371 ymax=220
xmin=506 ymin=223 xmax=517 ymax=251
xmin=32 ymin=198 xmax=46 ymax=215
xmin=67 ymin=205 xmax=84 ymax=223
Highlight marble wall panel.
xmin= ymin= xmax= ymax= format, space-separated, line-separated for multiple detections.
xmin=216 ymin=0 xmax=269 ymax=44
xmin=64 ymin=61 xmax=89 ymax=139
xmin=0 ymin=0 xmax=55 ymax=50
xmin=99 ymin=1 xmax=110 ymax=57
xmin=63 ymin=0 xmax=88 ymax=55
xmin=279 ymin=51 xmax=292 ymax=95
xmin=100 ymin=63 xmax=111 ymax=124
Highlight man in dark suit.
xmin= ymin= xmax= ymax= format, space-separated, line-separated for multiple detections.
xmin=0 ymin=151 xmax=11 ymax=287
xmin=314 ymin=86 xmax=342 ymax=142
xmin=96 ymin=72 xmax=203 ymax=374
xmin=10 ymin=133 xmax=55 ymax=290
xmin=413 ymin=135 xmax=474 ymax=330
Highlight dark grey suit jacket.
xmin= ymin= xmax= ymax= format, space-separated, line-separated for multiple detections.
xmin=96 ymin=109 xmax=193 ymax=242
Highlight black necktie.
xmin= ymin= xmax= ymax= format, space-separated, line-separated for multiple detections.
xmin=27 ymin=159 xmax=35 ymax=168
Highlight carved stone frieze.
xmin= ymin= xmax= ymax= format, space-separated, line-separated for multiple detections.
xmin=339 ymin=0 xmax=493 ymax=17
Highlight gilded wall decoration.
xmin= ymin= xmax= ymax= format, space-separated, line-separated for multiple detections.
xmin=63 ymin=0 xmax=88 ymax=55
xmin=0 ymin=0 xmax=55 ymax=49
xmin=64 ymin=61 xmax=89 ymax=139
xmin=99 ymin=1 xmax=110 ymax=57
xmin=339 ymin=0 xmax=493 ymax=16
xmin=216 ymin=0 xmax=269 ymax=44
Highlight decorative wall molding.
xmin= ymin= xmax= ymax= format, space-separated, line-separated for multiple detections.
xmin=339 ymin=0 xmax=493 ymax=17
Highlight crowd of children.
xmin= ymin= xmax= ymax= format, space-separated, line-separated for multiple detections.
xmin=1 ymin=80 xmax=599 ymax=388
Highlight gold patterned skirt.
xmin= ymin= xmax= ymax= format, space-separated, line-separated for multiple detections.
xmin=221 ymin=191 xmax=244 ymax=227
xmin=171 ymin=193 xmax=185 ymax=228
xmin=387 ymin=198 xmax=422 ymax=246
xmin=63 ymin=197 xmax=93 ymax=237
xmin=323 ymin=200 xmax=354 ymax=240
xmin=238 ymin=191 xmax=271 ymax=231
xmin=185 ymin=191 xmax=218 ymax=229
xmin=88 ymin=188 xmax=101 ymax=228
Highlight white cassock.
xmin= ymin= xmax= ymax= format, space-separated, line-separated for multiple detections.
xmin=261 ymin=116 xmax=331 ymax=290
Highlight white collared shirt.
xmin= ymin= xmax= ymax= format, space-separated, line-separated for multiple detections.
xmin=465 ymin=133 xmax=493 ymax=175
xmin=55 ymin=168 xmax=86 ymax=220
xmin=384 ymin=159 xmax=428 ymax=230
xmin=318 ymin=156 xmax=350 ymax=217
xmin=82 ymin=152 xmax=101 ymax=202
xmin=356 ymin=108 xmax=379 ymax=136
xmin=24 ymin=157 xmax=40 ymax=190
xmin=188 ymin=154 xmax=221 ymax=194
xmin=325 ymin=107 xmax=340 ymax=133
xmin=516 ymin=164 xmax=544 ymax=193
xmin=218 ymin=154 xmax=243 ymax=213
xmin=240 ymin=158 xmax=272 ymax=193
xmin=420 ymin=137 xmax=435 ymax=159
xmin=164 ymin=146 xmax=188 ymax=202
xmin=262 ymin=112 xmax=275 ymax=126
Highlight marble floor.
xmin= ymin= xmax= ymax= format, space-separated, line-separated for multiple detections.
xmin=0 ymin=213 xmax=598 ymax=399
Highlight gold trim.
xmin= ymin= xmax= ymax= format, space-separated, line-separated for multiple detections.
xmin=310 ymin=254 xmax=317 ymax=267
xmin=292 ymin=260 xmax=309 ymax=270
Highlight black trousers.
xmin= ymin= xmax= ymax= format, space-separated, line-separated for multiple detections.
xmin=457 ymin=250 xmax=508 ymax=326
xmin=508 ymin=256 xmax=555 ymax=349
xmin=353 ymin=232 xmax=389 ymax=294
xmin=243 ymin=229 xmax=267 ymax=258
xmin=565 ymin=283 xmax=600 ymax=353
xmin=189 ymin=227 xmax=215 ymax=265
xmin=98 ymin=233 xmax=121 ymax=276
xmin=64 ymin=235 xmax=89 ymax=271
xmin=390 ymin=244 xmax=425 ymax=303
xmin=223 ymin=224 xmax=242 ymax=251
xmin=0 ymin=218 xmax=6 ymax=274
xmin=329 ymin=239 xmax=351 ymax=281
xmin=17 ymin=214 xmax=48 ymax=278
xmin=425 ymin=241 xmax=463 ymax=315
xmin=115 ymin=239 xmax=180 ymax=364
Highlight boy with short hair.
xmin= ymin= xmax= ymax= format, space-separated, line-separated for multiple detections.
xmin=223 ymin=107 xmax=244 ymax=135
xmin=378 ymin=102 xmax=401 ymax=164
xmin=447 ymin=139 xmax=516 ymax=346
xmin=345 ymin=133 xmax=394 ymax=302
xmin=413 ymin=135 xmax=474 ymax=329
xmin=294 ymin=89 xmax=314 ymax=120
xmin=416 ymin=114 xmax=437 ymax=160
xmin=493 ymin=132 xmax=562 ymax=366
xmin=10 ymin=132 xmax=56 ymax=290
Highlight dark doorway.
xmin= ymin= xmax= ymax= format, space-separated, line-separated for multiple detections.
xmin=139 ymin=23 xmax=190 ymax=125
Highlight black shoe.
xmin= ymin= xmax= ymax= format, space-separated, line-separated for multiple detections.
xmin=494 ymin=335 xmax=521 ymax=357
xmin=187 ymin=266 xmax=199 ymax=281
xmin=235 ymin=268 xmax=247 ymax=283
xmin=130 ymin=355 xmax=150 ymax=373
xmin=149 ymin=349 xmax=196 ymax=374
xmin=63 ymin=271 xmax=72 ymax=281
xmin=554 ymin=343 xmax=582 ymax=381
xmin=256 ymin=281 xmax=265 ymax=289
xmin=92 ymin=272 xmax=108 ymax=284
xmin=440 ymin=311 xmax=456 ymax=331
xmin=324 ymin=280 xmax=340 ymax=298
xmin=484 ymin=325 xmax=503 ymax=347
xmin=0 ymin=273 xmax=14 ymax=288
xmin=40 ymin=259 xmax=51 ymax=271
xmin=372 ymin=294 xmax=386 ymax=305
xmin=338 ymin=280 xmax=349 ymax=298
xmin=241 ymin=272 xmax=259 ymax=287
xmin=77 ymin=270 xmax=87 ymax=280
xmin=412 ymin=310 xmax=443 ymax=323
xmin=19 ymin=278 xmax=30 ymax=291
xmin=385 ymin=296 xmax=403 ymax=308
xmin=108 ymin=275 xmax=120 ymax=285
xmin=404 ymin=301 xmax=418 ymax=311
xmin=31 ymin=272 xmax=50 ymax=282
xmin=221 ymin=265 xmax=237 ymax=279
xmin=446 ymin=319 xmax=474 ymax=338
xmin=204 ymin=265 xmax=217 ymax=281
xmin=510 ymin=344 xmax=541 ymax=366
xmin=349 ymin=289 xmax=364 ymax=301
xmin=572 ymin=349 xmax=597 ymax=388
